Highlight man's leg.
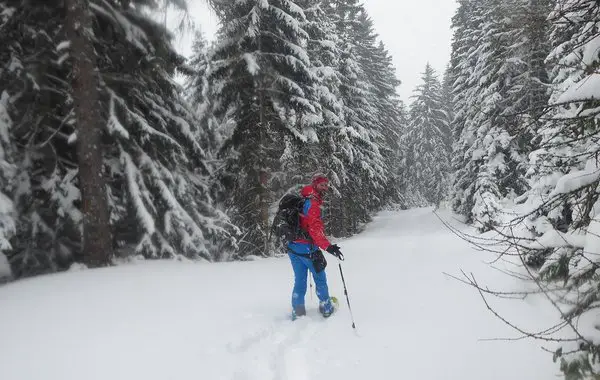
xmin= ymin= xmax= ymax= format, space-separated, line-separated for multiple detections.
xmin=308 ymin=258 xmax=334 ymax=316
xmin=288 ymin=253 xmax=309 ymax=316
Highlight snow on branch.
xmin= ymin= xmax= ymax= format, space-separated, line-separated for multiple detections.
xmin=122 ymin=150 xmax=155 ymax=235
xmin=267 ymin=4 xmax=309 ymax=40
xmin=243 ymin=53 xmax=260 ymax=75
xmin=92 ymin=0 xmax=151 ymax=53
xmin=107 ymin=94 xmax=130 ymax=139
xmin=138 ymin=153 xmax=208 ymax=253
xmin=109 ymin=89 xmax=184 ymax=151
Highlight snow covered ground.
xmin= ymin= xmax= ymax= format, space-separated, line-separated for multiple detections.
xmin=0 ymin=207 xmax=561 ymax=380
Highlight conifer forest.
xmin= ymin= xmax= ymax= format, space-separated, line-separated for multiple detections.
xmin=2 ymin=0 xmax=600 ymax=378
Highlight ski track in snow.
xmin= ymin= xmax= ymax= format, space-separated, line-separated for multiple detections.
xmin=0 ymin=207 xmax=563 ymax=380
xmin=228 ymin=314 xmax=321 ymax=380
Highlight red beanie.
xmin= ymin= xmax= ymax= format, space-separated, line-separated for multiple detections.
xmin=311 ymin=174 xmax=328 ymax=186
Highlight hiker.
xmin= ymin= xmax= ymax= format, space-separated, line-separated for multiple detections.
xmin=288 ymin=174 xmax=344 ymax=319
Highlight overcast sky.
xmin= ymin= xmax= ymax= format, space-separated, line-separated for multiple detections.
xmin=170 ymin=0 xmax=457 ymax=104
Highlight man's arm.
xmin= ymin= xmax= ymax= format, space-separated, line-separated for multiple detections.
xmin=305 ymin=201 xmax=331 ymax=250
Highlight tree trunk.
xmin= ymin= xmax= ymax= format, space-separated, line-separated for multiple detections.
xmin=258 ymin=101 xmax=270 ymax=255
xmin=65 ymin=0 xmax=114 ymax=267
xmin=257 ymin=34 xmax=270 ymax=255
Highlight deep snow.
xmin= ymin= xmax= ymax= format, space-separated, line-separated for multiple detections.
xmin=0 ymin=207 xmax=561 ymax=380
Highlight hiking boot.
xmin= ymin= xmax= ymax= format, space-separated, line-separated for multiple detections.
xmin=292 ymin=305 xmax=306 ymax=320
xmin=319 ymin=299 xmax=335 ymax=318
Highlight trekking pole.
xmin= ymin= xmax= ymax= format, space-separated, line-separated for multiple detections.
xmin=309 ymin=274 xmax=313 ymax=301
xmin=338 ymin=262 xmax=356 ymax=330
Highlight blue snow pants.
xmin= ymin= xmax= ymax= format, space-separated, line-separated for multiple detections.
xmin=288 ymin=252 xmax=330 ymax=308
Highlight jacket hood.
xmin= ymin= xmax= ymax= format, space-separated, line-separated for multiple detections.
xmin=301 ymin=185 xmax=322 ymax=201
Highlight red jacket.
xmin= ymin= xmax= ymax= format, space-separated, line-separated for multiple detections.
xmin=291 ymin=185 xmax=331 ymax=251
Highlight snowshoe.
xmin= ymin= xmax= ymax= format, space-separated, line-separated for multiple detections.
xmin=331 ymin=296 xmax=339 ymax=309
xmin=319 ymin=296 xmax=339 ymax=318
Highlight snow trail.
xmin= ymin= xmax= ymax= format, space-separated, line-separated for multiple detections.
xmin=0 ymin=207 xmax=560 ymax=380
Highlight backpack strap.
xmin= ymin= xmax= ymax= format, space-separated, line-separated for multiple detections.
xmin=298 ymin=196 xmax=317 ymax=252
xmin=301 ymin=197 xmax=311 ymax=216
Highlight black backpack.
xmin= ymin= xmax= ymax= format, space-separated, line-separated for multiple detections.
xmin=270 ymin=194 xmax=308 ymax=243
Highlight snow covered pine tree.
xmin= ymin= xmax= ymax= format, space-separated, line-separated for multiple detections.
xmin=0 ymin=0 xmax=236 ymax=277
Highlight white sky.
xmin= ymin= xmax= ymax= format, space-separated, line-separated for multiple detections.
xmin=169 ymin=0 xmax=457 ymax=104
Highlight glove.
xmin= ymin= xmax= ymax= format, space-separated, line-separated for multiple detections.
xmin=326 ymin=244 xmax=344 ymax=260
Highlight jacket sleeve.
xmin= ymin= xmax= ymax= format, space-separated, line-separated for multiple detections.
xmin=305 ymin=201 xmax=331 ymax=250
